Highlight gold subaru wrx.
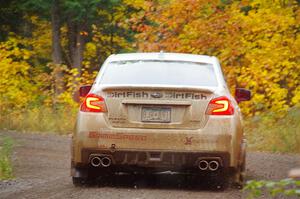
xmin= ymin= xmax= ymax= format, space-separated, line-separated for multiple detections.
xmin=71 ymin=52 xmax=251 ymax=188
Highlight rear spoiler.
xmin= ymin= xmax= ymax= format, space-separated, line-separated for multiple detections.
xmin=101 ymin=84 xmax=216 ymax=94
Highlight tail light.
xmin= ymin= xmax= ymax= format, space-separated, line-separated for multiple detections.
xmin=80 ymin=93 xmax=107 ymax=112
xmin=206 ymin=96 xmax=234 ymax=115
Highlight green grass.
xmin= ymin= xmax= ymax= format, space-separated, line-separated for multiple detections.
xmin=0 ymin=106 xmax=77 ymax=134
xmin=244 ymin=178 xmax=300 ymax=198
xmin=0 ymin=136 xmax=14 ymax=180
xmin=245 ymin=106 xmax=300 ymax=153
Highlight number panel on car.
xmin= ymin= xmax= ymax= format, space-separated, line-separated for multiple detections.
xmin=141 ymin=107 xmax=171 ymax=123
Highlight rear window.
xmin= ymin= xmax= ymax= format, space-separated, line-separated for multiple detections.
xmin=100 ymin=60 xmax=218 ymax=87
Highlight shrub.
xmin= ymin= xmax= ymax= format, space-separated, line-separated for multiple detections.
xmin=0 ymin=136 xmax=14 ymax=180
xmin=244 ymin=179 xmax=300 ymax=198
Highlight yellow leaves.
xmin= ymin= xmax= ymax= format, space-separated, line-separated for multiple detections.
xmin=0 ymin=1 xmax=299 ymax=119
xmin=56 ymin=92 xmax=78 ymax=108
xmin=136 ymin=0 xmax=300 ymax=116
xmin=85 ymin=42 xmax=96 ymax=55
xmin=23 ymin=16 xmax=51 ymax=60
xmin=232 ymin=2 xmax=299 ymax=114
xmin=124 ymin=0 xmax=150 ymax=10
xmin=0 ymin=36 xmax=36 ymax=112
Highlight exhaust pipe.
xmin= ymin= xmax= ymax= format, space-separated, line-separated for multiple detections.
xmin=198 ymin=160 xmax=209 ymax=170
xmin=208 ymin=160 xmax=219 ymax=171
xmin=100 ymin=157 xmax=112 ymax=167
xmin=91 ymin=156 xmax=102 ymax=167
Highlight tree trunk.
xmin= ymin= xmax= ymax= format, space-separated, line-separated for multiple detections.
xmin=51 ymin=0 xmax=64 ymax=95
xmin=67 ymin=19 xmax=76 ymax=67
xmin=73 ymin=26 xmax=85 ymax=73
xmin=67 ymin=20 xmax=85 ymax=74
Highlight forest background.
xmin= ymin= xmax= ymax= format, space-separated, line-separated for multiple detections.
xmin=0 ymin=0 xmax=299 ymax=153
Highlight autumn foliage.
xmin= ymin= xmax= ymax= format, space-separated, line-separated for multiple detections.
xmin=134 ymin=0 xmax=300 ymax=116
xmin=0 ymin=0 xmax=299 ymax=138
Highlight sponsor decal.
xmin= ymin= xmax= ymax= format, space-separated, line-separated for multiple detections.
xmin=88 ymin=131 xmax=147 ymax=141
xmin=107 ymin=91 xmax=207 ymax=100
xmin=165 ymin=92 xmax=207 ymax=100
xmin=184 ymin=136 xmax=193 ymax=145
xmin=108 ymin=91 xmax=149 ymax=98
xmin=109 ymin=117 xmax=126 ymax=124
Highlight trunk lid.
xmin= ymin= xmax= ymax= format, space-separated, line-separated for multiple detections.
xmin=101 ymin=86 xmax=214 ymax=130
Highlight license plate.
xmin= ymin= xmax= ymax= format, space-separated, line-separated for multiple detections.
xmin=141 ymin=107 xmax=171 ymax=123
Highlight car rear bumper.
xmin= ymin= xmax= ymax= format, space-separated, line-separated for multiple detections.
xmin=72 ymin=148 xmax=231 ymax=172
xmin=72 ymin=112 xmax=243 ymax=170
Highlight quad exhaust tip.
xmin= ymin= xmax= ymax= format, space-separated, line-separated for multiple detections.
xmin=198 ymin=160 xmax=209 ymax=170
xmin=101 ymin=156 xmax=112 ymax=167
xmin=91 ymin=156 xmax=102 ymax=167
xmin=90 ymin=156 xmax=112 ymax=167
xmin=198 ymin=159 xmax=220 ymax=171
xmin=208 ymin=160 xmax=219 ymax=171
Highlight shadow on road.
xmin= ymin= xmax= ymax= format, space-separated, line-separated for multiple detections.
xmin=83 ymin=173 xmax=228 ymax=191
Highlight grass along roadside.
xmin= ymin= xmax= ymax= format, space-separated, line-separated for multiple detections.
xmin=0 ymin=106 xmax=77 ymax=135
xmin=0 ymin=136 xmax=14 ymax=180
xmin=245 ymin=106 xmax=300 ymax=153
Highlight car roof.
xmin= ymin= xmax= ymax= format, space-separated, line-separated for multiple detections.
xmin=107 ymin=52 xmax=217 ymax=64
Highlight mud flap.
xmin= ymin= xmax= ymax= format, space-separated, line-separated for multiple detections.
xmin=232 ymin=139 xmax=246 ymax=188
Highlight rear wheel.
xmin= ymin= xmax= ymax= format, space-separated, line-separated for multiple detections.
xmin=212 ymin=172 xmax=229 ymax=190
xmin=71 ymin=167 xmax=99 ymax=186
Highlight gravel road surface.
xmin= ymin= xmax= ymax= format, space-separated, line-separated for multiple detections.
xmin=0 ymin=131 xmax=299 ymax=199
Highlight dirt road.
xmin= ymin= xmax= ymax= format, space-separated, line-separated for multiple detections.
xmin=0 ymin=131 xmax=299 ymax=199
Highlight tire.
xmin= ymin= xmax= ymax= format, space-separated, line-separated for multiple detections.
xmin=72 ymin=177 xmax=87 ymax=186
xmin=209 ymin=172 xmax=229 ymax=191
xmin=71 ymin=167 xmax=98 ymax=186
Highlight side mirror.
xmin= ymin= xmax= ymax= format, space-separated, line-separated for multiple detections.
xmin=235 ymin=88 xmax=251 ymax=103
xmin=79 ymin=85 xmax=92 ymax=98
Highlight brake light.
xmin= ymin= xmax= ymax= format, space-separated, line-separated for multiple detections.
xmin=206 ymin=96 xmax=234 ymax=115
xmin=80 ymin=93 xmax=107 ymax=112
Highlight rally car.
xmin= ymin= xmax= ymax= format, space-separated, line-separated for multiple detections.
xmin=71 ymin=52 xmax=251 ymax=188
